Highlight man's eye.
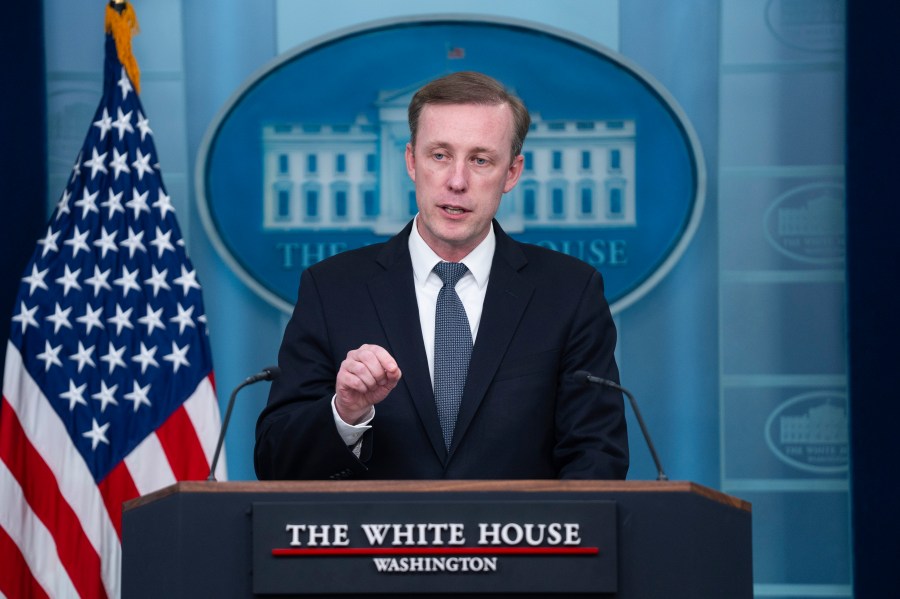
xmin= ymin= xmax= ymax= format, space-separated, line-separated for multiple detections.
xmin=474 ymin=158 xmax=487 ymax=166
xmin=433 ymin=153 xmax=446 ymax=160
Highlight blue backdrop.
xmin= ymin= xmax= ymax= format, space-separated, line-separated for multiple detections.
xmin=5 ymin=0 xmax=887 ymax=597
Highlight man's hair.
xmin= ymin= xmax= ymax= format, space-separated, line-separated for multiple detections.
xmin=407 ymin=71 xmax=531 ymax=159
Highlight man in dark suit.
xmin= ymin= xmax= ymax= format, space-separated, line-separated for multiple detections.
xmin=254 ymin=71 xmax=629 ymax=480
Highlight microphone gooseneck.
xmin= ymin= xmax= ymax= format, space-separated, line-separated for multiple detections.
xmin=574 ymin=370 xmax=668 ymax=481
xmin=207 ymin=366 xmax=281 ymax=481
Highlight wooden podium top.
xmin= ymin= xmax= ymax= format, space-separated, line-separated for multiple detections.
xmin=124 ymin=479 xmax=750 ymax=513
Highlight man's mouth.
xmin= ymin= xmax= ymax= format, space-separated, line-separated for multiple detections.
xmin=441 ymin=205 xmax=467 ymax=215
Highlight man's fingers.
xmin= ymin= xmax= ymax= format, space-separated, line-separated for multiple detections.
xmin=350 ymin=344 xmax=401 ymax=385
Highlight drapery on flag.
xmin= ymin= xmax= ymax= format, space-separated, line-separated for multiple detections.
xmin=0 ymin=4 xmax=222 ymax=598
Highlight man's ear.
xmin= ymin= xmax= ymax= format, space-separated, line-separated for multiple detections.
xmin=405 ymin=143 xmax=416 ymax=182
xmin=503 ymin=154 xmax=525 ymax=193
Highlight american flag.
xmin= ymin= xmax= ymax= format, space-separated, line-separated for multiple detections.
xmin=0 ymin=16 xmax=222 ymax=599
xmin=447 ymin=46 xmax=466 ymax=59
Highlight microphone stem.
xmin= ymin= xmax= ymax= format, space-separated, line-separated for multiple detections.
xmin=607 ymin=380 xmax=668 ymax=481
xmin=207 ymin=378 xmax=249 ymax=481
xmin=588 ymin=376 xmax=669 ymax=480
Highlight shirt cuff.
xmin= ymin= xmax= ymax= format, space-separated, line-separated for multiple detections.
xmin=331 ymin=394 xmax=374 ymax=446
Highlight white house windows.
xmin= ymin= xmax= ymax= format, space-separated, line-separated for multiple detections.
xmin=302 ymin=183 xmax=321 ymax=221
xmin=608 ymin=149 xmax=622 ymax=172
xmin=362 ymin=186 xmax=378 ymax=220
xmin=262 ymin=117 xmax=634 ymax=231
xmin=581 ymin=150 xmax=591 ymax=171
xmin=549 ymin=180 xmax=567 ymax=219
xmin=551 ymin=150 xmax=563 ymax=172
xmin=521 ymin=181 xmax=538 ymax=220
xmin=332 ymin=182 xmax=350 ymax=220
xmin=605 ymin=178 xmax=626 ymax=219
xmin=274 ymin=182 xmax=292 ymax=222
xmin=578 ymin=181 xmax=596 ymax=217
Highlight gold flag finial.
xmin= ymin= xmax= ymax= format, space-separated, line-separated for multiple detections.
xmin=105 ymin=1 xmax=141 ymax=94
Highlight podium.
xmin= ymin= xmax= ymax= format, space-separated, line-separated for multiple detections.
xmin=122 ymin=480 xmax=752 ymax=598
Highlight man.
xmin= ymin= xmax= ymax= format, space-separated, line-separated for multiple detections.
xmin=254 ymin=71 xmax=628 ymax=480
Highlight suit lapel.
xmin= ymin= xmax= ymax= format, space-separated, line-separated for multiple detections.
xmin=367 ymin=222 xmax=447 ymax=462
xmin=450 ymin=223 xmax=533 ymax=455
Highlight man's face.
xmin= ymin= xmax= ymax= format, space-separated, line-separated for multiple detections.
xmin=406 ymin=102 xmax=524 ymax=262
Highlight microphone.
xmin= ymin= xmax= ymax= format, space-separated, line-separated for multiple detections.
xmin=207 ymin=366 xmax=281 ymax=481
xmin=574 ymin=370 xmax=668 ymax=481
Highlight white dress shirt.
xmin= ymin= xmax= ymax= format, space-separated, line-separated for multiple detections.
xmin=333 ymin=216 xmax=494 ymax=447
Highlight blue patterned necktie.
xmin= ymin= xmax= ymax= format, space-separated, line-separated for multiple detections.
xmin=433 ymin=262 xmax=473 ymax=450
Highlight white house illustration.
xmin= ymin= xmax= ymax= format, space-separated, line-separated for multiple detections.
xmin=780 ymin=403 xmax=848 ymax=445
xmin=261 ymin=83 xmax=637 ymax=234
xmin=777 ymin=194 xmax=845 ymax=237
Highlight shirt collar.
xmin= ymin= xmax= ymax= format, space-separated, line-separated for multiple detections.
xmin=408 ymin=215 xmax=495 ymax=289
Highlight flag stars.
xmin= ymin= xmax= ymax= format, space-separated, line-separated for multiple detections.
xmin=126 ymin=187 xmax=150 ymax=219
xmin=131 ymin=148 xmax=154 ymax=180
xmin=45 ymin=302 xmax=73 ymax=334
xmin=12 ymin=302 xmax=39 ymax=334
xmin=117 ymin=68 xmax=133 ymax=99
xmin=153 ymin=190 xmax=175 ymax=219
xmin=93 ymin=107 xmax=113 ymax=140
xmin=84 ymin=265 xmax=112 ymax=297
xmin=163 ymin=341 xmax=190 ymax=373
xmin=113 ymin=265 xmax=141 ymax=296
xmin=138 ymin=305 xmax=166 ymax=335
xmin=120 ymin=227 xmax=146 ymax=258
xmin=37 ymin=227 xmax=60 ymax=257
xmin=69 ymin=341 xmax=96 ymax=373
xmin=60 ymin=380 xmax=88 ymax=411
xmin=102 ymin=188 xmax=125 ymax=219
xmin=150 ymin=227 xmax=175 ymax=258
xmin=124 ymin=381 xmax=152 ymax=412
xmin=83 ymin=146 xmax=109 ymax=180
xmin=144 ymin=266 xmax=171 ymax=297
xmin=21 ymin=264 xmax=49 ymax=296
xmin=76 ymin=303 xmax=104 ymax=334
xmin=173 ymin=265 xmax=201 ymax=296
xmin=74 ymin=188 xmax=100 ymax=219
xmin=56 ymin=189 xmax=72 ymax=220
xmin=112 ymin=107 xmax=134 ymax=141
xmin=170 ymin=303 xmax=196 ymax=335
xmin=132 ymin=342 xmax=159 ymax=374
xmin=82 ymin=418 xmax=110 ymax=451
xmin=100 ymin=342 xmax=127 ymax=374
xmin=107 ymin=304 xmax=135 ymax=336
xmin=136 ymin=111 xmax=152 ymax=141
xmin=63 ymin=225 xmax=91 ymax=258
xmin=92 ymin=228 xmax=119 ymax=260
xmin=92 ymin=381 xmax=119 ymax=412
xmin=55 ymin=265 xmax=82 ymax=297
xmin=109 ymin=147 xmax=131 ymax=180
xmin=36 ymin=340 xmax=63 ymax=371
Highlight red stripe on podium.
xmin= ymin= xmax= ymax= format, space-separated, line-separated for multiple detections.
xmin=273 ymin=546 xmax=599 ymax=557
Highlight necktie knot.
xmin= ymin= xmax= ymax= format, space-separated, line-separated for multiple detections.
xmin=434 ymin=262 xmax=468 ymax=288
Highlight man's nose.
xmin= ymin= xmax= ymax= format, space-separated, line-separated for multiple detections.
xmin=446 ymin=160 xmax=468 ymax=192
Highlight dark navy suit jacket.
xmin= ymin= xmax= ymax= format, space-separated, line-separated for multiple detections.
xmin=254 ymin=220 xmax=629 ymax=480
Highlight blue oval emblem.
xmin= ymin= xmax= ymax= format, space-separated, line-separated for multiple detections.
xmin=763 ymin=182 xmax=845 ymax=264
xmin=197 ymin=17 xmax=705 ymax=314
xmin=764 ymin=391 xmax=849 ymax=474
